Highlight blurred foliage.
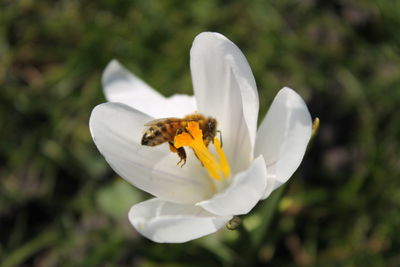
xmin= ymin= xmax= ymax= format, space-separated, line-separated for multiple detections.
xmin=1 ymin=0 xmax=400 ymax=266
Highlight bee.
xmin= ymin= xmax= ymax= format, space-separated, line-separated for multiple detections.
xmin=141 ymin=113 xmax=218 ymax=166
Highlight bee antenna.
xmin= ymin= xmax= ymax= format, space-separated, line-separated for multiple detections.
xmin=217 ymin=130 xmax=223 ymax=147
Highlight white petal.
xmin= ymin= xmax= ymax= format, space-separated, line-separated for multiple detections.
xmin=129 ymin=198 xmax=231 ymax=243
xmin=255 ymin=87 xmax=312 ymax=199
xmin=196 ymin=156 xmax=267 ymax=216
xmin=102 ymin=60 xmax=164 ymax=117
xmin=164 ymin=94 xmax=197 ymax=117
xmin=102 ymin=60 xmax=197 ymax=118
xmin=190 ymin=32 xmax=259 ymax=172
xmin=89 ymin=102 xmax=213 ymax=204
xmin=262 ymin=177 xmax=283 ymax=200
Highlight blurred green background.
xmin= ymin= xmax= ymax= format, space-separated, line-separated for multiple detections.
xmin=1 ymin=0 xmax=400 ymax=266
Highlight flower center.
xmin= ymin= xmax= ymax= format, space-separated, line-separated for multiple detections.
xmin=174 ymin=121 xmax=231 ymax=180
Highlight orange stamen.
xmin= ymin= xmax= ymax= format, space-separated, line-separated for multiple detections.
xmin=174 ymin=122 xmax=230 ymax=180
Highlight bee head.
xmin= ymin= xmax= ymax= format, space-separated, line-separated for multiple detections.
xmin=207 ymin=118 xmax=217 ymax=136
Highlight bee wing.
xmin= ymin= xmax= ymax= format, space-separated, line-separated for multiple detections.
xmin=144 ymin=117 xmax=182 ymax=126
xmin=144 ymin=115 xmax=203 ymax=126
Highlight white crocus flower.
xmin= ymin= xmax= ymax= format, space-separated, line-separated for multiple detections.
xmin=89 ymin=32 xmax=312 ymax=243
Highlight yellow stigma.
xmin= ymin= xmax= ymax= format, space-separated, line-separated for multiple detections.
xmin=174 ymin=122 xmax=231 ymax=180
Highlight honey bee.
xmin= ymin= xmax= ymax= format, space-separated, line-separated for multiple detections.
xmin=141 ymin=113 xmax=217 ymax=166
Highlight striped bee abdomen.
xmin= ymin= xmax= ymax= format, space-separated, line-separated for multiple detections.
xmin=141 ymin=121 xmax=185 ymax=146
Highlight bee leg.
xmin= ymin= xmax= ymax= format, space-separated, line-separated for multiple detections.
xmin=168 ymin=142 xmax=177 ymax=153
xmin=177 ymin=127 xmax=194 ymax=139
xmin=169 ymin=141 xmax=186 ymax=167
xmin=176 ymin=147 xmax=187 ymax=167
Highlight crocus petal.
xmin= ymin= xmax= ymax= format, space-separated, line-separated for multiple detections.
xmin=129 ymin=198 xmax=232 ymax=243
xmin=89 ymin=102 xmax=213 ymax=204
xmin=196 ymin=156 xmax=267 ymax=216
xmin=102 ymin=60 xmax=196 ymax=118
xmin=190 ymin=32 xmax=259 ymax=172
xmin=261 ymin=177 xmax=283 ymax=200
xmin=164 ymin=94 xmax=197 ymax=117
xmin=255 ymin=87 xmax=312 ymax=199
